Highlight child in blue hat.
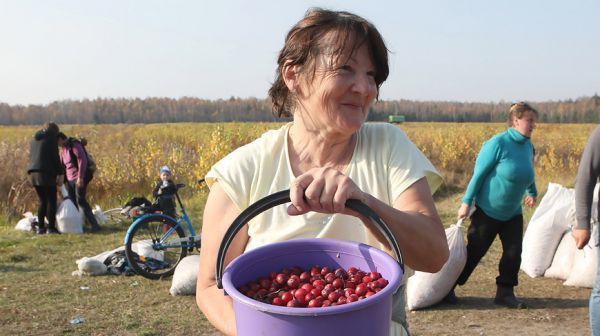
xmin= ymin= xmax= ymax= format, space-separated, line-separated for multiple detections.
xmin=152 ymin=166 xmax=177 ymax=217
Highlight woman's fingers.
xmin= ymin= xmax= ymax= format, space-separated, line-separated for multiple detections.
xmin=289 ymin=175 xmax=312 ymax=214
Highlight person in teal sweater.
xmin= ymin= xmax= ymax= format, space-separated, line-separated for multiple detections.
xmin=445 ymin=102 xmax=538 ymax=309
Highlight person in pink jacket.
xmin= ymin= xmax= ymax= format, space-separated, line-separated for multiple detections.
xmin=58 ymin=132 xmax=101 ymax=232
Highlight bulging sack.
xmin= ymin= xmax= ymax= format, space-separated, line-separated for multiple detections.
xmin=407 ymin=219 xmax=467 ymax=310
xmin=170 ymin=255 xmax=200 ymax=296
xmin=15 ymin=212 xmax=37 ymax=231
xmin=521 ymin=183 xmax=574 ymax=278
xmin=544 ymin=230 xmax=576 ymax=280
xmin=57 ymin=198 xmax=84 ymax=234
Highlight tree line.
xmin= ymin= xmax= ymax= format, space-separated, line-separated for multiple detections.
xmin=1 ymin=94 xmax=599 ymax=125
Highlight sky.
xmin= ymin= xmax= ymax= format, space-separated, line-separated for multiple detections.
xmin=1 ymin=0 xmax=599 ymax=106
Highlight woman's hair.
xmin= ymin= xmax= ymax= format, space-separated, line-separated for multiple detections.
xmin=268 ymin=8 xmax=389 ymax=117
xmin=57 ymin=132 xmax=67 ymax=140
xmin=43 ymin=122 xmax=59 ymax=134
xmin=508 ymin=102 xmax=538 ymax=126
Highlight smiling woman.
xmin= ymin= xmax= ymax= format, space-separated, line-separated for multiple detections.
xmin=196 ymin=8 xmax=448 ymax=336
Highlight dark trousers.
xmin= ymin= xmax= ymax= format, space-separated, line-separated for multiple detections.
xmin=66 ymin=178 xmax=99 ymax=228
xmin=456 ymin=207 xmax=523 ymax=287
xmin=33 ymin=185 xmax=57 ymax=229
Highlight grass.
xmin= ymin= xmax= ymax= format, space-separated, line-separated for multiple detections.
xmin=0 ymin=186 xmax=593 ymax=335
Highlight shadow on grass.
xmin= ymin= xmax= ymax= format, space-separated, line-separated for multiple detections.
xmin=0 ymin=264 xmax=41 ymax=273
xmin=420 ymin=296 xmax=589 ymax=311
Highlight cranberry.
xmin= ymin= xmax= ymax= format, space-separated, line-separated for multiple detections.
xmin=332 ymin=278 xmax=344 ymax=289
xmin=308 ymin=298 xmax=322 ymax=308
xmin=348 ymin=266 xmax=358 ymax=275
xmin=294 ymin=288 xmax=308 ymax=302
xmin=320 ymin=266 xmax=331 ymax=276
xmin=328 ymin=291 xmax=340 ymax=302
xmin=281 ymin=291 xmax=293 ymax=303
xmin=275 ymin=273 xmax=289 ymax=285
xmin=287 ymin=277 xmax=300 ymax=289
xmin=271 ymin=297 xmax=284 ymax=306
xmin=369 ymin=271 xmax=381 ymax=280
xmin=299 ymin=271 xmax=311 ymax=283
xmin=362 ymin=275 xmax=372 ymax=284
xmin=310 ymin=266 xmax=321 ymax=276
xmin=355 ymin=283 xmax=368 ymax=296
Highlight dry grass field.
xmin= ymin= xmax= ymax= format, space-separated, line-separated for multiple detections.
xmin=0 ymin=122 xmax=595 ymax=335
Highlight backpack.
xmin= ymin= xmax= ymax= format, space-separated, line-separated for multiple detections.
xmin=66 ymin=137 xmax=97 ymax=176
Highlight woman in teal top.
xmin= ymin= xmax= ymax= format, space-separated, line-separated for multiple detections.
xmin=446 ymin=102 xmax=538 ymax=309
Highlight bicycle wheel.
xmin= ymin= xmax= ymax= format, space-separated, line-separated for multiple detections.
xmin=103 ymin=207 xmax=127 ymax=225
xmin=125 ymin=214 xmax=187 ymax=279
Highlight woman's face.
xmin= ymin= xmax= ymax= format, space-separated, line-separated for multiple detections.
xmin=512 ymin=110 xmax=537 ymax=138
xmin=295 ymin=42 xmax=377 ymax=135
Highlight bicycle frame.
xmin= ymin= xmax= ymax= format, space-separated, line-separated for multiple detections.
xmin=123 ymin=187 xmax=201 ymax=251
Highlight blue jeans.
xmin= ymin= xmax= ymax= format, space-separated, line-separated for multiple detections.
xmin=591 ymin=229 xmax=600 ymax=336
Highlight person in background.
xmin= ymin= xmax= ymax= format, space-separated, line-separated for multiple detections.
xmin=152 ymin=165 xmax=177 ymax=218
xmin=574 ymin=125 xmax=600 ymax=336
xmin=57 ymin=132 xmax=101 ymax=232
xmin=27 ymin=122 xmax=63 ymax=234
xmin=445 ymin=102 xmax=538 ymax=309
xmin=196 ymin=8 xmax=449 ymax=336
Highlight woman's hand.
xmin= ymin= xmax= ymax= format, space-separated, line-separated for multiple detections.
xmin=523 ymin=196 xmax=536 ymax=207
xmin=457 ymin=203 xmax=471 ymax=219
xmin=288 ymin=167 xmax=366 ymax=216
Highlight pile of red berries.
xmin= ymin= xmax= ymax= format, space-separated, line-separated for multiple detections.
xmin=237 ymin=265 xmax=389 ymax=308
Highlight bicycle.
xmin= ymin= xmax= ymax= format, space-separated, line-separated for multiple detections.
xmin=123 ymin=179 xmax=203 ymax=279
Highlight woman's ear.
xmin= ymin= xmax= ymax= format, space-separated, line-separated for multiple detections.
xmin=282 ymin=61 xmax=300 ymax=93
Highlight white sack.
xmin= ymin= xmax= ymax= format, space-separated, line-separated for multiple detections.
xmin=563 ymin=223 xmax=598 ymax=288
xmin=132 ymin=239 xmax=164 ymax=261
xmin=521 ymin=183 xmax=575 ymax=278
xmin=93 ymin=205 xmax=108 ymax=225
xmin=407 ymin=219 xmax=467 ymax=310
xmin=544 ymin=231 xmax=576 ymax=280
xmin=564 ymin=244 xmax=598 ymax=288
xmin=170 ymin=255 xmax=200 ymax=296
xmin=74 ymin=257 xmax=108 ymax=276
xmin=56 ymin=198 xmax=84 ymax=234
xmin=15 ymin=212 xmax=36 ymax=231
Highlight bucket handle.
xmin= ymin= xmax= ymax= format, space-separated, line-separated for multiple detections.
xmin=216 ymin=189 xmax=404 ymax=289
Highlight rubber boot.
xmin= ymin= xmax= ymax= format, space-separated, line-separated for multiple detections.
xmin=443 ymin=284 xmax=458 ymax=304
xmin=494 ymin=285 xmax=526 ymax=309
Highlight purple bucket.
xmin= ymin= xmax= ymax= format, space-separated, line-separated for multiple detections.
xmin=216 ymin=190 xmax=404 ymax=336
xmin=222 ymin=238 xmax=403 ymax=336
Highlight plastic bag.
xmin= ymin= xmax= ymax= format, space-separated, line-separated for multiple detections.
xmin=407 ymin=219 xmax=467 ymax=310
xmin=93 ymin=205 xmax=108 ymax=225
xmin=170 ymin=255 xmax=200 ymax=296
xmin=521 ymin=183 xmax=574 ymax=278
xmin=56 ymin=198 xmax=84 ymax=234
xmin=15 ymin=212 xmax=37 ymax=231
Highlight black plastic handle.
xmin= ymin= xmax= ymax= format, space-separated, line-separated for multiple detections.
xmin=215 ymin=189 xmax=404 ymax=289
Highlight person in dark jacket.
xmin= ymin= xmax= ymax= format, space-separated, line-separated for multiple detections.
xmin=27 ymin=122 xmax=63 ymax=234
xmin=152 ymin=166 xmax=177 ymax=218
xmin=57 ymin=132 xmax=101 ymax=232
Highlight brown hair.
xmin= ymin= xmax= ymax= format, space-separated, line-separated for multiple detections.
xmin=43 ymin=122 xmax=59 ymax=135
xmin=508 ymin=102 xmax=538 ymax=126
xmin=268 ymin=8 xmax=389 ymax=117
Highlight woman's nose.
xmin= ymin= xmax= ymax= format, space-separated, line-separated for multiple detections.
xmin=352 ymin=74 xmax=374 ymax=96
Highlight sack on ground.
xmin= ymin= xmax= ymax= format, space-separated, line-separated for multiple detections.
xmin=56 ymin=198 xmax=84 ymax=234
xmin=544 ymin=230 xmax=576 ymax=280
xmin=15 ymin=212 xmax=37 ymax=231
xmin=407 ymin=219 xmax=467 ymax=310
xmin=521 ymin=183 xmax=574 ymax=278
xmin=132 ymin=239 xmax=165 ymax=261
xmin=170 ymin=255 xmax=200 ymax=296
xmin=93 ymin=205 xmax=108 ymax=225
xmin=74 ymin=257 xmax=108 ymax=276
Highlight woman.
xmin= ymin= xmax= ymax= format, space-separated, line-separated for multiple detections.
xmin=574 ymin=125 xmax=600 ymax=335
xmin=27 ymin=122 xmax=63 ymax=234
xmin=446 ymin=102 xmax=538 ymax=309
xmin=196 ymin=8 xmax=448 ymax=336
xmin=57 ymin=132 xmax=101 ymax=232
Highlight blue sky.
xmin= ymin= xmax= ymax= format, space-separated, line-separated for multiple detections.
xmin=1 ymin=0 xmax=598 ymax=105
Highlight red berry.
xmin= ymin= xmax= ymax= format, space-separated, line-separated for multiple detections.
xmin=369 ymin=271 xmax=381 ymax=280
xmin=362 ymin=275 xmax=371 ymax=284
xmin=332 ymin=278 xmax=344 ymax=289
xmin=294 ymin=288 xmax=308 ymax=301
xmin=287 ymin=277 xmax=300 ymax=289
xmin=301 ymin=283 xmax=313 ymax=292
xmin=308 ymin=298 xmax=322 ymax=308
xmin=320 ymin=266 xmax=331 ymax=276
xmin=299 ymin=271 xmax=311 ymax=283
xmin=275 ymin=273 xmax=289 ymax=285
xmin=328 ymin=291 xmax=340 ymax=302
xmin=347 ymin=266 xmax=358 ymax=275
xmin=310 ymin=266 xmax=321 ymax=276
xmin=281 ymin=291 xmax=293 ymax=303
xmin=355 ymin=283 xmax=368 ymax=296
xmin=271 ymin=297 xmax=284 ymax=306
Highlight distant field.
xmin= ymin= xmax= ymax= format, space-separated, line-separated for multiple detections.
xmin=0 ymin=122 xmax=593 ymax=220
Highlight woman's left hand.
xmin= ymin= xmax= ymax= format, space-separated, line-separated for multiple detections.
xmin=288 ymin=167 xmax=366 ymax=216
xmin=524 ymin=196 xmax=536 ymax=207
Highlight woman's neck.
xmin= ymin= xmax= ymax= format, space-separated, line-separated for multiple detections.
xmin=288 ymin=122 xmax=357 ymax=176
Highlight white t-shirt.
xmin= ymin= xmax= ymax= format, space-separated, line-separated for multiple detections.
xmin=206 ymin=122 xmax=441 ymax=334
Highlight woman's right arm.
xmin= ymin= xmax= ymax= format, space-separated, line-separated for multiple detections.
xmin=459 ymin=138 xmax=501 ymax=218
xmin=196 ymin=182 xmax=247 ymax=336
